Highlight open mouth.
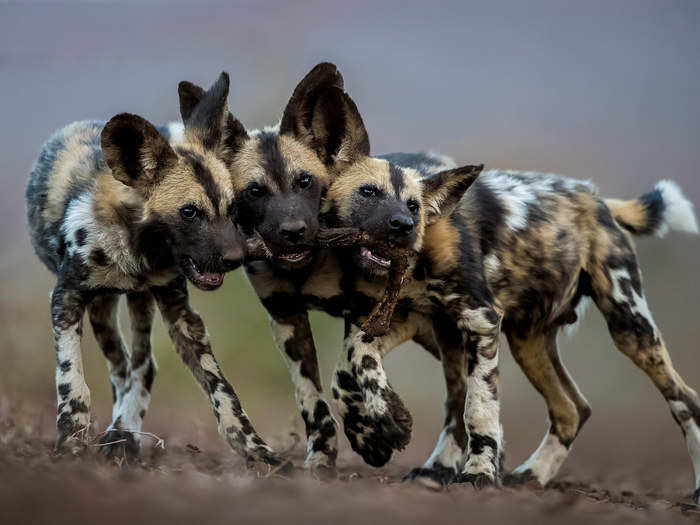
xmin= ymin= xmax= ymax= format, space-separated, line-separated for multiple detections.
xmin=360 ymin=246 xmax=392 ymax=268
xmin=275 ymin=250 xmax=312 ymax=265
xmin=185 ymin=258 xmax=225 ymax=290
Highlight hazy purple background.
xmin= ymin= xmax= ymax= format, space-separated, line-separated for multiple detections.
xmin=1 ymin=0 xmax=699 ymax=492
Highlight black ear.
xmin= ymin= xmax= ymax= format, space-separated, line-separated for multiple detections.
xmin=178 ymin=80 xmax=206 ymax=123
xmin=178 ymin=72 xmax=249 ymax=162
xmin=280 ymin=62 xmax=344 ymax=138
xmin=280 ymin=63 xmax=368 ymax=166
xmin=422 ymin=164 xmax=484 ymax=224
xmin=181 ymin=71 xmax=230 ymax=149
xmin=101 ymin=113 xmax=177 ymax=192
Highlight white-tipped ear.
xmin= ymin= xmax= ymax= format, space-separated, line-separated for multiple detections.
xmin=422 ymin=164 xmax=484 ymax=224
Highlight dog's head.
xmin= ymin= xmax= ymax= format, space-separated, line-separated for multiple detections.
xmin=101 ymin=72 xmax=245 ymax=290
xmin=220 ymin=62 xmax=370 ymax=271
xmin=324 ymin=158 xmax=482 ymax=279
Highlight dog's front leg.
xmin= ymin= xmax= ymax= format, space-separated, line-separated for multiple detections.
xmin=270 ymin=313 xmax=338 ymax=475
xmin=51 ymin=283 xmax=90 ymax=454
xmin=458 ymin=304 xmax=503 ymax=488
xmin=151 ymin=277 xmax=286 ymax=468
xmin=332 ymin=317 xmax=416 ymax=467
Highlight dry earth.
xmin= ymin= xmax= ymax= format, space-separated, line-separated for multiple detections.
xmin=2 ymin=401 xmax=698 ymax=525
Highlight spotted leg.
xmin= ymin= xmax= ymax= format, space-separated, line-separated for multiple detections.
xmin=270 ymin=313 xmax=337 ymax=474
xmin=52 ymin=283 xmax=90 ymax=454
xmin=405 ymin=329 xmax=468 ymax=487
xmin=591 ymin=257 xmax=700 ymax=503
xmin=86 ymin=293 xmax=136 ymax=459
xmin=331 ymin=317 xmax=416 ymax=467
xmin=503 ymin=328 xmax=591 ymax=486
xmin=151 ymin=277 xmax=286 ymax=467
xmin=458 ymin=304 xmax=504 ymax=488
xmin=121 ymin=290 xmax=157 ymax=429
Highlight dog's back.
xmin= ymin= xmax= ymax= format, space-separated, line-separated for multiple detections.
xmin=26 ymin=120 xmax=106 ymax=273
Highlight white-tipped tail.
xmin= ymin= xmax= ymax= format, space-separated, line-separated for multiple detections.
xmin=605 ymin=179 xmax=698 ymax=238
xmin=655 ymin=180 xmax=699 ymax=237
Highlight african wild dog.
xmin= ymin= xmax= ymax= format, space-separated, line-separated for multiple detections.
xmin=176 ymin=63 xmax=372 ymax=474
xmin=25 ymin=72 xmax=285 ymax=467
xmin=323 ymin=150 xmax=700 ymax=497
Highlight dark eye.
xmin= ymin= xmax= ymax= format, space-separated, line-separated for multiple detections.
xmin=297 ymin=172 xmax=313 ymax=189
xmin=359 ymin=185 xmax=379 ymax=198
xmin=180 ymin=205 xmax=199 ymax=221
xmin=247 ymin=183 xmax=267 ymax=199
xmin=407 ymin=199 xmax=420 ymax=214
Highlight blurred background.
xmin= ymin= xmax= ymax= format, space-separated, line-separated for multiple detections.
xmin=1 ymin=0 xmax=699 ymax=497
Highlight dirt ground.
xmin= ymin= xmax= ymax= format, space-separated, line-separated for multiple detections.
xmin=1 ymin=400 xmax=698 ymax=525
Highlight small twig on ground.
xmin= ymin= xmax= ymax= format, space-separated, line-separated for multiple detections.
xmin=93 ymin=430 xmax=166 ymax=449
xmin=132 ymin=431 xmax=166 ymax=449
xmin=91 ymin=438 xmax=127 ymax=447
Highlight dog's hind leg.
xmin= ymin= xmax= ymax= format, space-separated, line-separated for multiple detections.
xmin=404 ymin=330 xmax=467 ymax=487
xmin=504 ymin=328 xmax=590 ymax=486
xmin=591 ymin=249 xmax=700 ymax=502
xmin=86 ymin=293 xmax=140 ymax=459
xmin=122 ymin=290 xmax=157 ymax=429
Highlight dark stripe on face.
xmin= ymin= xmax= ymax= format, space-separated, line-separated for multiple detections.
xmin=179 ymin=149 xmax=221 ymax=215
xmin=258 ymin=132 xmax=287 ymax=188
xmin=389 ymin=163 xmax=405 ymax=197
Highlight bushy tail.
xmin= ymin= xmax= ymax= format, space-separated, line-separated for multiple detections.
xmin=605 ymin=180 xmax=699 ymax=237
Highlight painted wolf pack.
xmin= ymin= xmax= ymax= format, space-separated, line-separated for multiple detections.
xmin=25 ymin=62 xmax=700 ymax=502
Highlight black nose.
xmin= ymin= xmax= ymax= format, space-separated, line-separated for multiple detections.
xmin=389 ymin=214 xmax=414 ymax=236
xmin=221 ymin=246 xmax=243 ymax=271
xmin=280 ymin=221 xmax=307 ymax=243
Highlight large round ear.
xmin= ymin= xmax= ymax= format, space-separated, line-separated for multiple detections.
xmin=422 ymin=164 xmax=484 ymax=225
xmin=101 ymin=113 xmax=177 ymax=192
xmin=178 ymin=72 xmax=249 ymax=162
xmin=279 ymin=62 xmax=344 ymax=136
xmin=280 ymin=62 xmax=369 ymax=166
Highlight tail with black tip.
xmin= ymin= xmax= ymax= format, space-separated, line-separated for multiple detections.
xmin=605 ymin=180 xmax=698 ymax=237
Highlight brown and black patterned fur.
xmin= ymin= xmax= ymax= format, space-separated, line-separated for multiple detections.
xmin=323 ymin=152 xmax=700 ymax=498
xmin=25 ymin=73 xmax=287 ymax=467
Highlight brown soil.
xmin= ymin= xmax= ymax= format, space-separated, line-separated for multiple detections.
xmin=1 ymin=403 xmax=698 ymax=525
